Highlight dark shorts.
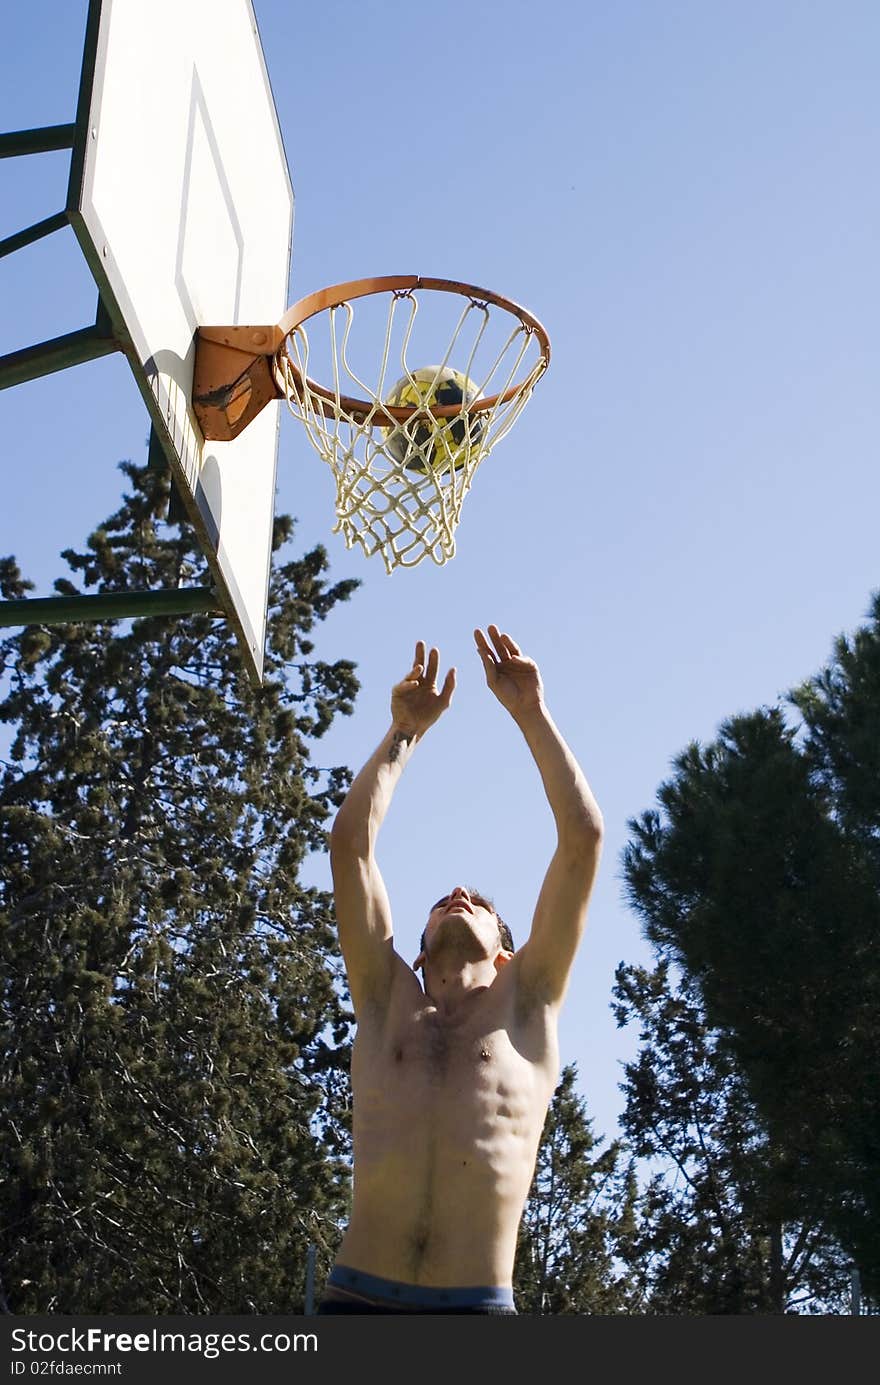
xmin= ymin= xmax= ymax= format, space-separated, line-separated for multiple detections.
xmin=316 ymin=1264 xmax=517 ymax=1315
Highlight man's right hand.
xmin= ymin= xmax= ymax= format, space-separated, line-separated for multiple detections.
xmin=390 ymin=640 xmax=456 ymax=736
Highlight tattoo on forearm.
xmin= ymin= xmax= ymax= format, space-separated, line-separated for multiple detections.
xmin=388 ymin=730 xmax=414 ymax=764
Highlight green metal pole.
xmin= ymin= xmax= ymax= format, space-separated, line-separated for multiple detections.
xmin=0 ymin=210 xmax=68 ymax=260
xmin=0 ymin=323 xmax=119 ymax=391
xmin=0 ymin=125 xmax=76 ymax=158
xmin=0 ymin=589 xmax=224 ymax=628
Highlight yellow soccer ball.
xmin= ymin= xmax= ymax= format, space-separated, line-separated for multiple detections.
xmin=382 ymin=366 xmax=484 ymax=474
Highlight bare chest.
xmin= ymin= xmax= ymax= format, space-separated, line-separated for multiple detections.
xmin=387 ymin=1013 xmax=508 ymax=1087
xmin=352 ymin=998 xmax=554 ymax=1122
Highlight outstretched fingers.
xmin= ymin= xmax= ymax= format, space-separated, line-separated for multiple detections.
xmin=408 ymin=641 xmax=442 ymax=686
xmin=485 ymin=624 xmax=522 ymax=660
xmin=439 ymin=666 xmax=457 ymax=708
xmin=474 ymin=627 xmax=497 ymax=672
xmin=424 ymin=645 xmax=440 ymax=688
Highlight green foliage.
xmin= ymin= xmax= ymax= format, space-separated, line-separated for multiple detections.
xmin=0 ymin=462 xmax=360 ymax=1313
xmin=621 ymin=592 xmax=880 ymax=1302
xmin=515 ymin=1064 xmax=641 ymax=1313
xmin=791 ymin=589 xmax=880 ymax=867
xmin=613 ymin=961 xmax=852 ymax=1313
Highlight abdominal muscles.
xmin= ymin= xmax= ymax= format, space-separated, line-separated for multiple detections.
xmin=341 ymin=1016 xmax=554 ymax=1286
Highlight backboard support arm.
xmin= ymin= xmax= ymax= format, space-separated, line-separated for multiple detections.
xmin=0 ymin=210 xmax=69 ymax=260
xmin=0 ymin=297 xmax=119 ymax=391
xmin=0 ymin=588 xmax=223 ymax=628
xmin=0 ymin=281 xmax=216 ymax=635
xmin=0 ymin=125 xmax=76 ymax=158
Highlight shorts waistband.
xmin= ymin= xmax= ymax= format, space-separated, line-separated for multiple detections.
xmin=325 ymin=1265 xmax=515 ymax=1310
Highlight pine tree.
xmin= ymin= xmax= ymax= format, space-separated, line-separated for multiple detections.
xmin=514 ymin=1064 xmax=641 ymax=1314
xmin=789 ymin=592 xmax=880 ymax=1294
xmin=0 ymin=462 xmax=359 ymax=1313
xmin=793 ymin=590 xmax=880 ymax=864
xmin=613 ymin=961 xmax=852 ymax=1313
xmin=620 ymin=597 xmax=880 ymax=1299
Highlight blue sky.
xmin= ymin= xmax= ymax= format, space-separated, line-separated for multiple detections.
xmin=2 ymin=0 xmax=879 ymax=1147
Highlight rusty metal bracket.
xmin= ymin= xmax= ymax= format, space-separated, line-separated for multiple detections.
xmin=192 ymin=327 xmax=284 ymax=441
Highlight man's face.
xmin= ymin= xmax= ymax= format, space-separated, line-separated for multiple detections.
xmin=422 ymin=885 xmax=501 ymax=960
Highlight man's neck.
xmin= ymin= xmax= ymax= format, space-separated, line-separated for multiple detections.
xmin=423 ymin=959 xmax=499 ymax=1015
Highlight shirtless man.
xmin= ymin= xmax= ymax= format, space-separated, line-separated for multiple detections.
xmin=317 ymin=625 xmax=603 ymax=1314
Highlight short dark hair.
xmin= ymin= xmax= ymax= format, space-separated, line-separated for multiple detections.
xmin=420 ymin=888 xmax=514 ymax=955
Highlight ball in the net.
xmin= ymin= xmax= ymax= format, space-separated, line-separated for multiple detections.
xmin=382 ymin=366 xmax=484 ymax=474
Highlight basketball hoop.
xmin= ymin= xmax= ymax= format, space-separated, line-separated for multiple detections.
xmin=193 ymin=276 xmax=550 ymax=573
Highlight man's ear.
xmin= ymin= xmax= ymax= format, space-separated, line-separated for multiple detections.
xmin=493 ymin=949 xmax=514 ymax=973
xmin=412 ymin=950 xmax=426 ymax=972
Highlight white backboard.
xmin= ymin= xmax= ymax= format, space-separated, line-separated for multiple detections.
xmin=68 ymin=0 xmax=293 ymax=683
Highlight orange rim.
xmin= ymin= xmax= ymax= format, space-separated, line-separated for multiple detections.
xmin=274 ymin=275 xmax=550 ymax=425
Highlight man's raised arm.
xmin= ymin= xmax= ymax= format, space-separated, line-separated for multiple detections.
xmin=330 ymin=641 xmax=456 ymax=1013
xmin=474 ymin=625 xmax=603 ymax=1007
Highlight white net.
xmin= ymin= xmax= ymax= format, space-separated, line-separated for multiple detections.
xmin=275 ymin=285 xmax=548 ymax=572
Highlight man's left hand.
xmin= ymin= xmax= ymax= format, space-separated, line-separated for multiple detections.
xmin=474 ymin=625 xmax=545 ymax=723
